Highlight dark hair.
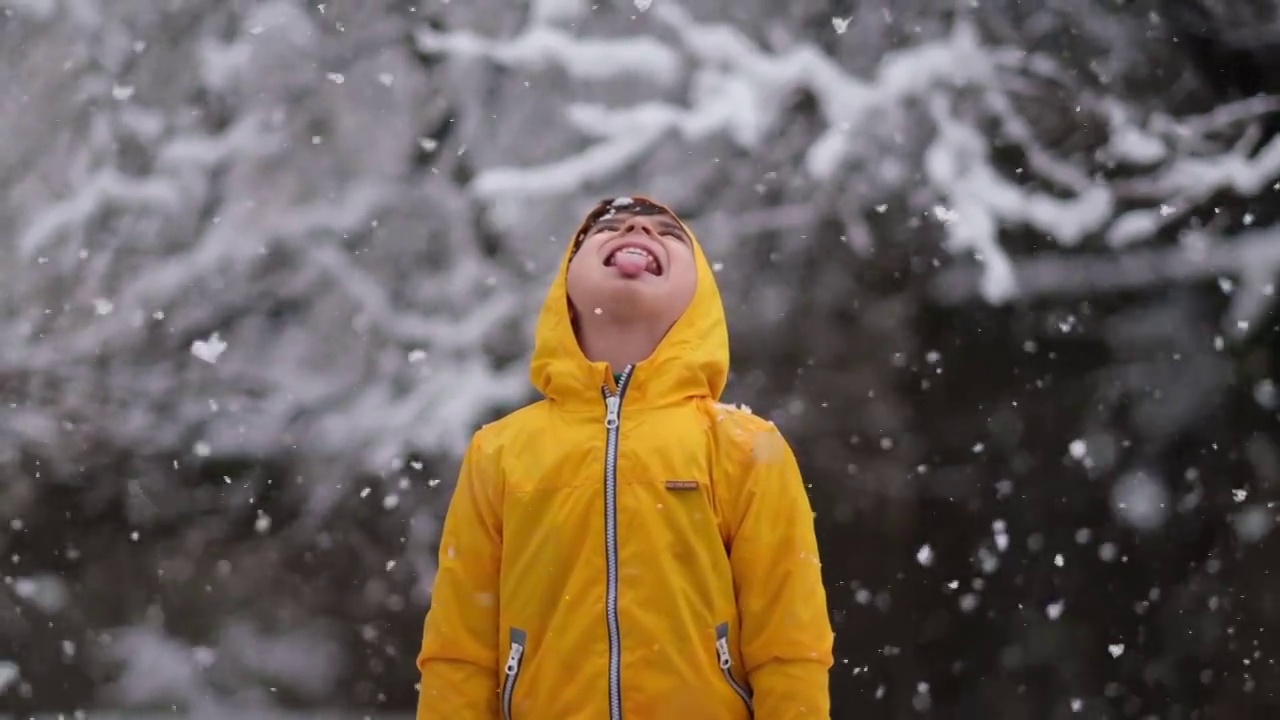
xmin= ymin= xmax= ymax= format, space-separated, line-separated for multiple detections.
xmin=569 ymin=197 xmax=673 ymax=259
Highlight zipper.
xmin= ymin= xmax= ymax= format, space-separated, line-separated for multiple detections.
xmin=715 ymin=622 xmax=753 ymax=714
xmin=602 ymin=365 xmax=633 ymax=720
xmin=502 ymin=627 xmax=527 ymax=720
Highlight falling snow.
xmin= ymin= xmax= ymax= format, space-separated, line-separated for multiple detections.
xmin=190 ymin=332 xmax=228 ymax=364
xmin=2 ymin=0 xmax=1277 ymax=717
xmin=916 ymin=543 xmax=934 ymax=567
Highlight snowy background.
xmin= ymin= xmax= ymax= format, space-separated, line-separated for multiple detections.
xmin=2 ymin=0 xmax=1279 ymax=717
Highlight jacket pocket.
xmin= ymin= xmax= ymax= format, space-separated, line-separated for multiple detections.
xmin=715 ymin=622 xmax=753 ymax=715
xmin=502 ymin=627 xmax=527 ymax=720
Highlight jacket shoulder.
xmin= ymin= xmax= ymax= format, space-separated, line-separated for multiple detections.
xmin=705 ymin=401 xmax=791 ymax=465
xmin=469 ymin=399 xmax=552 ymax=450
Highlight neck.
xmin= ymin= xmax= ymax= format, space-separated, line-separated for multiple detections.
xmin=576 ymin=317 xmax=668 ymax=372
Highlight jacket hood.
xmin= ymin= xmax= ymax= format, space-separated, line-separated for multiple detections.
xmin=529 ymin=196 xmax=729 ymax=408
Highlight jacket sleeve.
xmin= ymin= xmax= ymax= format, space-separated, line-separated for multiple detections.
xmin=416 ymin=434 xmax=502 ymax=719
xmin=727 ymin=422 xmax=834 ymax=719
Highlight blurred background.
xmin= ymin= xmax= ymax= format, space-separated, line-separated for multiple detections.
xmin=2 ymin=0 xmax=1279 ymax=717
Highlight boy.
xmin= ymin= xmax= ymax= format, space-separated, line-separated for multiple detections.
xmin=416 ymin=196 xmax=833 ymax=719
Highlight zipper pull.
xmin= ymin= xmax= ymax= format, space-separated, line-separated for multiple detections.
xmin=715 ymin=636 xmax=732 ymax=669
xmin=604 ymin=395 xmax=621 ymax=429
xmin=505 ymin=643 xmax=524 ymax=675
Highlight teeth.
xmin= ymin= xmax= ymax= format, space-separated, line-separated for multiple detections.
xmin=609 ymin=245 xmax=659 ymax=273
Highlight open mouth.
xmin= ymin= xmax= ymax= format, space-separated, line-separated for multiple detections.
xmin=604 ymin=244 xmax=662 ymax=276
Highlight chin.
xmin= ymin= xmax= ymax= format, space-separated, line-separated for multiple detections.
xmin=578 ymin=287 xmax=658 ymax=319
xmin=608 ymin=277 xmax=665 ymax=297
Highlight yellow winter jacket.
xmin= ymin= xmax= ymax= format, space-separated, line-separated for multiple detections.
xmin=416 ymin=198 xmax=833 ymax=720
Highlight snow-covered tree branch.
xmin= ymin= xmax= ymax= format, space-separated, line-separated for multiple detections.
xmin=1 ymin=1 xmax=529 ymax=475
xmin=4 ymin=0 xmax=1278 ymax=716
xmin=0 ymin=0 xmax=534 ymax=712
xmin=417 ymin=0 xmax=1280 ymax=332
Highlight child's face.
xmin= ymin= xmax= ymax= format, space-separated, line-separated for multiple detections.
xmin=565 ymin=207 xmax=698 ymax=328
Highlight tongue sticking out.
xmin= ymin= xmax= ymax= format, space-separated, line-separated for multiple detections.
xmin=613 ymin=252 xmax=649 ymax=278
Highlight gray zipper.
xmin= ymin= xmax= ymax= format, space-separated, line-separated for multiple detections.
xmin=602 ymin=366 xmax=633 ymax=720
xmin=502 ymin=627 xmax=526 ymax=720
xmin=715 ymin=622 xmax=753 ymax=714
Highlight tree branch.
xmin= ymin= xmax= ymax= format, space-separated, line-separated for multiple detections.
xmin=927 ymin=226 xmax=1280 ymax=339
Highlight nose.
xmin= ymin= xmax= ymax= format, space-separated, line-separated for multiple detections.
xmin=621 ymin=217 xmax=657 ymax=237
